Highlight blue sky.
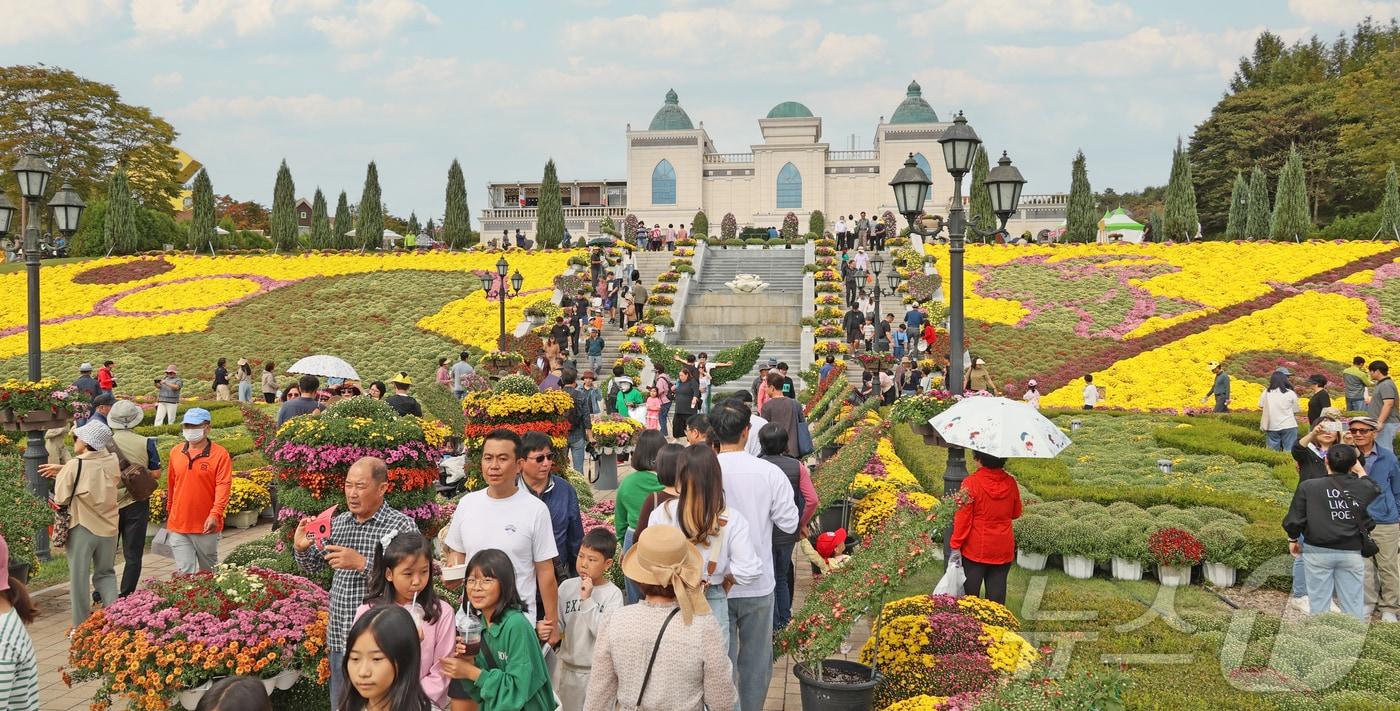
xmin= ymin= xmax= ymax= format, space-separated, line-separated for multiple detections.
xmin=2 ymin=0 xmax=1396 ymax=225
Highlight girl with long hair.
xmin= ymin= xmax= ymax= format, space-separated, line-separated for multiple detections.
xmin=0 ymin=535 xmax=39 ymax=709
xmin=357 ymin=531 xmax=455 ymax=708
xmin=1260 ymin=369 xmax=1302 ymax=452
xmin=341 ymin=606 xmax=434 ymax=711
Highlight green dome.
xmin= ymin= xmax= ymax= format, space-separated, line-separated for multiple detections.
xmin=766 ymin=101 xmax=813 ymax=119
xmin=648 ymin=89 xmax=694 ymax=131
xmin=889 ymin=80 xmax=939 ymax=124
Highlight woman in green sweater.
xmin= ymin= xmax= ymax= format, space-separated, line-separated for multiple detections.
xmin=442 ymin=549 xmax=555 ymax=711
xmin=613 ymin=430 xmax=666 ymax=604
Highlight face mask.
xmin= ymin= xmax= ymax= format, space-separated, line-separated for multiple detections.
xmin=182 ymin=429 xmax=205 ymax=443
xmin=620 ymin=382 xmax=632 ymax=392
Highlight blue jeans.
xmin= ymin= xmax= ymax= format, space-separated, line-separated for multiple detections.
xmin=1291 ymin=534 xmax=1307 ymax=598
xmin=329 ymin=650 xmax=345 ymax=710
xmin=1347 ymin=398 xmax=1366 ymax=412
xmin=1265 ymin=427 xmax=1298 ymax=452
xmin=237 ymin=380 xmax=252 ymax=402
xmin=1304 ymin=544 xmax=1366 ymax=620
xmin=659 ymin=402 xmax=672 ymax=435
xmin=727 ymin=593 xmax=775 ymax=711
xmin=772 ymin=541 xmax=796 ymax=630
xmin=1381 ymin=422 xmax=1400 ymax=453
xmin=568 ymin=436 xmax=586 ymax=475
xmin=622 ymin=528 xmax=641 ymax=604
xmin=705 ymin=585 xmax=730 ymax=650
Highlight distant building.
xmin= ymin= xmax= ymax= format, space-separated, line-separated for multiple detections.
xmin=295 ymin=198 xmax=313 ymax=233
xmin=481 ymin=82 xmax=1066 ymax=242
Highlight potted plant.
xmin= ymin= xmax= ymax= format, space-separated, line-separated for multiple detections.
xmin=1198 ymin=522 xmax=1247 ymax=587
xmin=0 ymin=379 xmax=86 ymax=431
xmin=1148 ymin=527 xmax=1204 ymax=587
xmin=1013 ymin=515 xmax=1053 ymax=571
xmin=147 ymin=487 xmax=167 ymax=537
xmin=853 ymin=351 xmax=894 ymax=374
xmin=1058 ymin=519 xmax=1103 ymax=580
xmin=889 ymin=390 xmax=958 ymax=439
xmin=590 ymin=416 xmax=643 ymax=490
xmin=1105 ymin=522 xmax=1149 ymax=581
xmin=225 ymin=477 xmax=271 ymax=529
xmin=0 ymin=455 xmax=48 ymax=584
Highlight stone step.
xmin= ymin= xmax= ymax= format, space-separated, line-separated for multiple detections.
xmin=680 ymin=324 xmax=804 ymax=343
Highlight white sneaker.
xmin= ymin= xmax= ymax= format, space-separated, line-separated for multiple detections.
xmin=1383 ymin=612 xmax=1398 ymax=623
xmin=1289 ymin=596 xmax=1309 ymax=613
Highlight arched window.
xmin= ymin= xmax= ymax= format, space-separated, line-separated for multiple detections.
xmin=913 ymin=153 xmax=934 ymax=204
xmin=776 ymin=162 xmax=802 ymax=209
xmin=651 ymin=159 xmax=676 ymax=205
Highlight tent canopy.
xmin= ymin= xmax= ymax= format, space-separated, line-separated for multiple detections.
xmin=1097 ymin=208 xmax=1145 ymax=243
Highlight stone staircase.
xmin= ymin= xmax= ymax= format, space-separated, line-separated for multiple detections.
xmin=590 ymin=250 xmax=680 ymax=374
xmin=678 ymin=248 xmax=806 ymax=388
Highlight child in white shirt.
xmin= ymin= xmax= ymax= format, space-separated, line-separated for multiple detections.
xmin=553 ymin=528 xmax=624 ymax=711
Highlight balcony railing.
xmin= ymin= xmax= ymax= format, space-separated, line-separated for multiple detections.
xmin=704 ymin=153 xmax=754 ymax=164
xmin=481 ymin=205 xmax=628 ymax=220
xmin=829 ymin=150 xmax=877 ymax=161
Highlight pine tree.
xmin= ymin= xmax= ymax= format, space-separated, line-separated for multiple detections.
xmin=1065 ymin=150 xmax=1096 ymax=243
xmin=188 ymin=167 xmax=215 ymax=251
xmin=1163 ymin=138 xmax=1200 ymax=241
xmin=1245 ymin=165 xmax=1270 ymax=239
xmin=693 ymin=210 xmax=709 ymax=236
xmin=1149 ymin=209 xmax=1164 ymax=243
xmin=443 ymin=159 xmax=470 ymax=249
xmin=1224 ymin=172 xmax=1248 ymax=240
xmin=968 ymin=147 xmax=995 ymax=237
xmin=425 ymin=218 xmax=436 ymax=238
xmin=271 ymin=160 xmax=297 ymax=251
xmin=333 ymin=191 xmax=352 ymax=249
xmin=536 ymin=159 xmax=564 ymax=248
xmin=806 ymin=210 xmax=822 ymax=237
xmin=407 ymin=212 xmax=420 ymax=237
xmin=103 ymin=167 xmax=137 ymax=255
xmin=1270 ymin=144 xmax=1310 ymax=241
xmin=1381 ymin=163 xmax=1400 ymax=240
xmin=356 ymin=161 xmax=383 ymax=251
xmin=310 ymin=189 xmax=332 ymax=249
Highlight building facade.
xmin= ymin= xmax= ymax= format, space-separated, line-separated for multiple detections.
xmin=480 ymin=82 xmax=1065 ymax=241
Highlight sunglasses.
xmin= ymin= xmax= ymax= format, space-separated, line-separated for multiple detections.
xmin=1349 ymin=428 xmax=1377 ymax=435
xmin=528 ymin=453 xmax=554 ymax=463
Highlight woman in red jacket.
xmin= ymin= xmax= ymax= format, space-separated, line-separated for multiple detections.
xmin=949 ymin=450 xmax=1023 ymax=604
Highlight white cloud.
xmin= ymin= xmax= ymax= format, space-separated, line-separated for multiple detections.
xmin=150 ymin=71 xmax=183 ymax=87
xmin=504 ymin=18 xmax=527 ymax=31
xmin=0 ymin=0 xmax=121 ymax=45
xmin=172 ymin=94 xmax=366 ymax=124
xmin=806 ymin=32 xmax=883 ymax=74
xmin=563 ymin=7 xmax=821 ymax=62
xmin=307 ymin=0 xmax=439 ymax=49
xmin=1288 ymin=0 xmax=1400 ymax=25
xmin=911 ymin=0 xmax=1135 ymax=35
xmin=989 ymin=26 xmax=1263 ymax=79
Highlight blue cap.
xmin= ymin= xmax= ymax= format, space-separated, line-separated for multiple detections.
xmin=181 ymin=407 xmax=212 ymax=425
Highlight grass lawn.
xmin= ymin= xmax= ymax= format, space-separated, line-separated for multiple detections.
xmin=0 ymin=255 xmax=87 ymax=274
xmin=28 ymin=554 xmax=69 ymax=590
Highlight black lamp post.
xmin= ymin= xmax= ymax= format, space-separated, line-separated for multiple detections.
xmin=867 ymin=255 xmax=904 ymax=340
xmin=479 ymin=256 xmax=524 ymax=351
xmin=889 ymin=112 xmax=1025 ymax=498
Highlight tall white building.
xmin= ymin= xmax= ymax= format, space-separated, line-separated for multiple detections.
xmin=480 ymin=83 xmax=1064 ymax=240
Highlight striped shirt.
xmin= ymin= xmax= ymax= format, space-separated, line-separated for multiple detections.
xmin=0 ymin=609 xmax=38 ymax=711
xmin=293 ymin=505 xmax=416 ymax=652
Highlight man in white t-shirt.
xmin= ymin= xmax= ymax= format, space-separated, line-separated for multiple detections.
xmin=1083 ymin=373 xmax=1100 ymax=410
xmin=711 ymin=399 xmax=799 ymax=711
xmin=443 ymin=429 xmax=560 ymax=645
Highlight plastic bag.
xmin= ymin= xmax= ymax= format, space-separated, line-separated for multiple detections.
xmin=933 ymin=562 xmax=965 ymax=597
xmin=628 ymin=404 xmax=647 ymax=424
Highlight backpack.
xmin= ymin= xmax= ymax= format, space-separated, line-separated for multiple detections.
xmin=115 ymin=446 xmax=159 ymax=501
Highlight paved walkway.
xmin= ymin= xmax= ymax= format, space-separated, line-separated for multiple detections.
xmin=32 ymin=520 xmax=868 ymax=710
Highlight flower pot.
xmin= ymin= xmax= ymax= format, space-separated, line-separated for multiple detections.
xmin=1204 ymin=562 xmax=1236 ymax=587
xmin=819 ymin=444 xmax=839 ymax=461
xmin=1156 ymin=564 xmax=1192 ymax=587
xmin=226 ymin=510 xmax=259 ymax=530
xmin=1 ymin=409 xmax=68 ymax=432
xmin=818 ymin=499 xmax=852 ymax=534
xmin=910 ymin=422 xmax=936 ymax=437
xmin=1111 ymin=558 xmax=1143 ymax=581
xmin=261 ymin=676 xmax=278 ymax=695
xmin=260 ymin=504 xmax=275 ymax=520
xmin=1062 ymin=555 xmax=1095 ymax=580
xmin=1156 ymin=458 xmax=1173 ymax=474
xmin=147 ymin=521 xmax=163 ymax=537
xmin=793 ymin=660 xmax=881 ymax=711
xmin=180 ymin=678 xmax=221 ymax=710
xmin=7 ymin=561 xmax=31 ymax=586
xmin=594 ymin=455 xmax=619 ymax=491
xmin=1017 ymin=550 xmax=1048 ymax=571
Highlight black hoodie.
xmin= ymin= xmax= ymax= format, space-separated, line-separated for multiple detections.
xmin=1284 ymin=473 xmax=1381 ymax=551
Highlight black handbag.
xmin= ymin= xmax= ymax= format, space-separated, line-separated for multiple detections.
xmin=1342 ymin=488 xmax=1380 ymax=558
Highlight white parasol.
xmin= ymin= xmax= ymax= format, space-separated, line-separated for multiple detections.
xmin=928 ymin=395 xmax=1071 ymax=458
xmin=286 ymin=355 xmax=361 ymax=381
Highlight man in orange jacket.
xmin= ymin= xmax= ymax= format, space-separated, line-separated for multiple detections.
xmin=165 ymin=408 xmax=232 ymax=573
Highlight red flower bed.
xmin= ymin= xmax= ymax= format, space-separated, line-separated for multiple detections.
xmin=277 ymin=466 xmax=439 ymax=498
xmin=72 ymin=258 xmax=175 ymax=284
xmin=1148 ymin=527 xmax=1205 ymax=567
xmin=463 ymin=420 xmax=570 ymax=441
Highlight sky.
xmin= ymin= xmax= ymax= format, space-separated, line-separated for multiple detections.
xmin=1 ymin=0 xmax=1397 ymax=226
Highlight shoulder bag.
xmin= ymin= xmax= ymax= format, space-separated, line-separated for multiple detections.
xmin=115 ymin=446 xmax=159 ymax=502
xmin=1342 ymin=488 xmax=1380 ymax=558
xmin=636 ymin=608 xmax=680 ymax=707
xmin=51 ymin=459 xmax=84 ymax=549
xmin=796 ymin=408 xmax=814 ymax=458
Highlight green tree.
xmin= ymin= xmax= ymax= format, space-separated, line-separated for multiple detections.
xmin=333 ymin=190 xmax=352 ymax=249
xmin=271 ymin=159 xmax=297 ymax=251
xmin=1066 ymin=150 xmax=1096 ymax=243
xmin=443 ymin=159 xmax=470 ymax=249
xmin=1163 ymin=138 xmax=1200 ymax=241
xmin=1381 ymin=163 xmax=1400 ymax=240
xmin=692 ymin=210 xmax=708 ymax=236
xmin=310 ymin=189 xmax=332 ymax=249
xmin=968 ymin=147 xmax=995 ymax=237
xmin=356 ymin=161 xmax=383 ymax=251
xmin=536 ymin=159 xmax=563 ymax=248
xmin=1224 ymin=172 xmax=1248 ymax=239
xmin=188 ymin=167 xmax=214 ymax=251
xmin=102 ymin=167 xmax=137 ymax=255
xmin=1245 ymin=166 xmax=1271 ymax=239
xmin=1149 ymin=209 xmax=1163 ymax=243
xmin=407 ymin=212 xmax=420 ymax=237
xmin=806 ymin=210 xmax=822 ymax=237
xmin=1270 ymin=145 xmax=1311 ymax=240
xmin=0 ymin=65 xmax=181 ymax=213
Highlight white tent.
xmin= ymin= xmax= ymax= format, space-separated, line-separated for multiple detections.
xmin=214 ymin=226 xmax=230 ymax=235
xmin=1096 ymin=208 xmax=1145 ymax=243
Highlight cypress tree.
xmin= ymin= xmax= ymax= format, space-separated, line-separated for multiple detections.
xmin=1224 ymin=172 xmax=1248 ymax=240
xmin=968 ymin=147 xmax=995 ymax=237
xmin=333 ymin=191 xmax=352 ymax=249
xmin=103 ymin=167 xmax=137 ymax=255
xmin=310 ymin=189 xmax=332 ymax=249
xmin=805 ymin=210 xmax=821 ymax=237
xmin=1245 ymin=165 xmax=1270 ymax=240
xmin=407 ymin=212 xmax=420 ymax=237
xmin=271 ymin=159 xmax=297 ymax=251
xmin=1163 ymin=138 xmax=1199 ymax=241
xmin=356 ymin=161 xmax=383 ymax=251
xmin=693 ymin=210 xmax=709 ymax=236
xmin=188 ymin=167 xmax=215 ymax=251
xmin=1270 ymin=145 xmax=1310 ymax=241
xmin=443 ymin=159 xmax=470 ymax=249
xmin=425 ymin=218 xmax=436 ymax=238
xmin=1149 ymin=209 xmax=1164 ymax=243
xmin=536 ymin=159 xmax=563 ymax=248
xmin=1065 ymin=150 xmax=1095 ymax=243
xmin=1381 ymin=163 xmax=1400 ymax=241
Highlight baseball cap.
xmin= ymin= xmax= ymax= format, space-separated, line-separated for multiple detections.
xmin=1027 ymin=379 xmax=1038 ymax=387
xmin=1275 ymin=366 xmax=1293 ymax=376
xmin=815 ymin=527 xmax=848 ymax=559
xmin=79 ymin=362 xmax=93 ymax=372
xmin=91 ymin=392 xmax=115 ymax=407
xmin=181 ymin=407 xmax=212 ymax=425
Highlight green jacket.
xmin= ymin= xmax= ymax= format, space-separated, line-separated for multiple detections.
xmin=614 ymin=469 xmax=663 ymax=536
xmin=615 ymin=386 xmax=644 ymax=415
xmin=458 ymin=608 xmax=555 ymax=711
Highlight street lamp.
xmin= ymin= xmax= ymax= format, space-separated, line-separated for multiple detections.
xmin=867 ymin=255 xmax=904 ymax=336
xmin=479 ymin=257 xmax=524 ymax=351
xmin=889 ymin=112 xmax=1026 ymax=500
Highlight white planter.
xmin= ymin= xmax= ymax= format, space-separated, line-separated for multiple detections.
xmin=147 ymin=521 xmax=163 ymax=537
xmin=745 ymin=244 xmax=765 ymax=250
xmin=1203 ymin=562 xmax=1237 ymax=587
xmin=1156 ymin=564 xmax=1192 ymax=587
xmin=226 ymin=510 xmax=259 ymax=530
xmin=180 ymin=679 xmax=220 ymax=709
xmin=1062 ymin=555 xmax=1095 ymax=580
xmin=1017 ymin=549 xmax=1048 ymax=571
xmin=1111 ymin=558 xmax=1144 ymax=581
xmin=274 ymin=668 xmax=301 ymax=690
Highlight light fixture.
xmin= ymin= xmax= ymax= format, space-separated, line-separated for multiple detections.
xmin=887 ymin=272 xmax=901 ymax=291
xmin=510 ymin=270 xmax=524 ymax=293
xmin=937 ymin=111 xmax=981 ymax=177
xmin=870 ymin=255 xmax=884 ymax=276
xmin=11 ymin=148 xmax=52 ymax=200
xmin=985 ymin=151 xmax=1027 ymax=218
xmin=479 ymin=273 xmax=494 ymax=292
xmin=496 ymin=256 xmax=508 ymax=277
xmin=0 ymin=193 xmax=14 ymax=236
xmin=47 ymin=181 xmax=85 ymax=235
xmin=888 ymin=153 xmax=931 ymax=219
